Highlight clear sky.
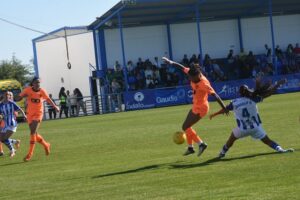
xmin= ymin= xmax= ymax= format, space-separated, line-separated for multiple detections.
xmin=0 ymin=0 xmax=120 ymax=65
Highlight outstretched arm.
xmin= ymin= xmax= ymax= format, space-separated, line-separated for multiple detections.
xmin=162 ymin=57 xmax=189 ymax=73
xmin=209 ymin=108 xmax=227 ymax=120
xmin=46 ymin=98 xmax=60 ymax=112
xmin=18 ymin=107 xmax=27 ymax=121
xmin=14 ymin=95 xmax=24 ymax=102
xmin=211 ymin=93 xmax=229 ymax=115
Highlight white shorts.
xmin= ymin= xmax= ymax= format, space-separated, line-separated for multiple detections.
xmin=232 ymin=126 xmax=266 ymax=140
xmin=1 ymin=126 xmax=17 ymax=133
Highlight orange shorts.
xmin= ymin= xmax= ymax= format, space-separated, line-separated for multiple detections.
xmin=192 ymin=105 xmax=209 ymax=118
xmin=27 ymin=113 xmax=43 ymax=124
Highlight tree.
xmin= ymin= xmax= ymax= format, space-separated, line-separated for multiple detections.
xmin=0 ymin=55 xmax=34 ymax=85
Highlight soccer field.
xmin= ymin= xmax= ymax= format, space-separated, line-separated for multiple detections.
xmin=1 ymin=92 xmax=299 ymax=200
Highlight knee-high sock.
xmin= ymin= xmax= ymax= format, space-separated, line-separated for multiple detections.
xmin=36 ymin=134 xmax=48 ymax=148
xmin=0 ymin=142 xmax=3 ymax=152
xmin=185 ymin=129 xmax=193 ymax=146
xmin=27 ymin=134 xmax=36 ymax=156
xmin=3 ymin=139 xmax=14 ymax=152
xmin=185 ymin=127 xmax=202 ymax=144
xmin=9 ymin=139 xmax=17 ymax=144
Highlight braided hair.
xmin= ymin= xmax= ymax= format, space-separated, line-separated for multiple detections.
xmin=239 ymin=78 xmax=272 ymax=98
xmin=188 ymin=62 xmax=201 ymax=77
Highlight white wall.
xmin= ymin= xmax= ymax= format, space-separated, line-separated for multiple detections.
xmin=242 ymin=14 xmax=300 ymax=54
xmin=171 ymin=20 xmax=240 ymax=61
xmin=36 ymin=32 xmax=95 ymax=99
xmin=105 ymin=25 xmax=169 ymax=67
xmin=104 ymin=14 xmax=300 ymax=65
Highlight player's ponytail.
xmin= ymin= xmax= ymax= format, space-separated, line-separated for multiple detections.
xmin=252 ymin=78 xmax=272 ymax=98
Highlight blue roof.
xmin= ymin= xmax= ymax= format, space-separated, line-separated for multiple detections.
xmin=89 ymin=0 xmax=300 ymax=30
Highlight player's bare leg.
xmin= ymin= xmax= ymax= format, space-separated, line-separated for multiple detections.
xmin=219 ymin=132 xmax=238 ymax=158
xmin=182 ymin=110 xmax=207 ymax=156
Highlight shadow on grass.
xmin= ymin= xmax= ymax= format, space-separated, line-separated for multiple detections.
xmin=92 ymin=161 xmax=186 ymax=179
xmin=92 ymin=150 xmax=297 ymax=178
xmin=170 ymin=151 xmax=290 ymax=169
xmin=0 ymin=161 xmax=29 ymax=166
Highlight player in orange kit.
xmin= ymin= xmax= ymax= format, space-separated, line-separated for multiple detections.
xmin=15 ymin=77 xmax=59 ymax=161
xmin=163 ymin=57 xmax=228 ymax=157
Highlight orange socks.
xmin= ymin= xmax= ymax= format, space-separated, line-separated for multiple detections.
xmin=36 ymin=134 xmax=48 ymax=148
xmin=28 ymin=134 xmax=37 ymax=156
xmin=185 ymin=127 xmax=202 ymax=145
xmin=0 ymin=142 xmax=3 ymax=152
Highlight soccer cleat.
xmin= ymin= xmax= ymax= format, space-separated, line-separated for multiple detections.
xmin=283 ymin=148 xmax=294 ymax=153
xmin=183 ymin=147 xmax=195 ymax=156
xmin=23 ymin=154 xmax=32 ymax=162
xmin=45 ymin=143 xmax=51 ymax=156
xmin=197 ymin=142 xmax=208 ymax=157
xmin=0 ymin=151 xmax=4 ymax=156
xmin=9 ymin=150 xmax=16 ymax=158
xmin=15 ymin=140 xmax=21 ymax=149
xmin=218 ymin=152 xmax=226 ymax=158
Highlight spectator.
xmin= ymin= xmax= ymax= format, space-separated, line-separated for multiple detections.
xmin=74 ymin=88 xmax=87 ymax=116
xmin=239 ymin=48 xmax=247 ymax=61
xmin=203 ymin=54 xmax=211 ymax=67
xmin=293 ymin=43 xmax=300 ymax=64
xmin=47 ymin=94 xmax=57 ymax=119
xmin=69 ymin=90 xmax=77 ymax=117
xmin=182 ymin=54 xmax=189 ymax=66
xmin=227 ymin=49 xmax=234 ymax=64
xmin=154 ymin=57 xmax=161 ymax=69
xmin=245 ymin=51 xmax=258 ymax=71
xmin=275 ymin=45 xmax=284 ymax=61
xmin=146 ymin=75 xmax=155 ymax=89
xmin=66 ymin=90 xmax=71 ymax=116
xmin=144 ymin=65 xmax=154 ymax=79
xmin=212 ymin=60 xmax=225 ymax=81
xmin=114 ymin=61 xmax=121 ymax=71
xmin=286 ymin=44 xmax=294 ymax=68
xmin=265 ymin=44 xmax=272 ymax=64
xmin=111 ymin=79 xmax=121 ymax=93
xmin=58 ymin=87 xmax=68 ymax=118
xmin=189 ymin=54 xmax=197 ymax=64
xmin=137 ymin=57 xmax=144 ymax=69
xmin=127 ymin=60 xmax=134 ymax=72
xmin=263 ymin=63 xmax=274 ymax=76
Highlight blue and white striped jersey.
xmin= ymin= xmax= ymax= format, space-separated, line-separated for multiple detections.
xmin=226 ymin=96 xmax=263 ymax=130
xmin=0 ymin=101 xmax=21 ymax=127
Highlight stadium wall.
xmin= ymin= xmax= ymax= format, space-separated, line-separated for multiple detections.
xmin=104 ymin=14 xmax=300 ymax=67
xmin=36 ymin=32 xmax=95 ymax=99
xmin=124 ymin=73 xmax=300 ymax=111
xmin=242 ymin=14 xmax=300 ymax=54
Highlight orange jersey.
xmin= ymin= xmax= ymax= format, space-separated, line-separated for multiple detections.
xmin=191 ymin=75 xmax=215 ymax=113
xmin=19 ymin=87 xmax=50 ymax=115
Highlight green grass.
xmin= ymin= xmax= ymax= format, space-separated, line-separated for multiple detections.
xmin=0 ymin=92 xmax=299 ymax=200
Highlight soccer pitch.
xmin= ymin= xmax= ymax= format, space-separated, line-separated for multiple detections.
xmin=1 ymin=92 xmax=299 ymax=200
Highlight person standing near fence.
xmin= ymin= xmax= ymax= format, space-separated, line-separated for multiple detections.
xmin=47 ymin=94 xmax=57 ymax=119
xmin=74 ymin=88 xmax=87 ymax=116
xmin=58 ymin=87 xmax=68 ymax=118
xmin=69 ymin=90 xmax=77 ymax=117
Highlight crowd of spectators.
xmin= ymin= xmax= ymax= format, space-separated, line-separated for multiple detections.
xmin=46 ymin=87 xmax=87 ymax=119
xmin=105 ymin=43 xmax=300 ymax=92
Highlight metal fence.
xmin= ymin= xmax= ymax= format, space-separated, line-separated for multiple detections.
xmin=43 ymin=93 xmax=124 ymax=120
